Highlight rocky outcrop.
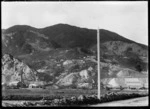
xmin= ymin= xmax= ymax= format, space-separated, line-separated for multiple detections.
xmin=2 ymin=54 xmax=38 ymax=85
xmin=63 ymin=60 xmax=73 ymax=66
xmin=56 ymin=69 xmax=95 ymax=89
xmin=56 ymin=73 xmax=79 ymax=87
xmin=77 ymin=83 xmax=92 ymax=89
xmin=79 ymin=70 xmax=90 ymax=80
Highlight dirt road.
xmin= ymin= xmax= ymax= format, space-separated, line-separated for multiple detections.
xmin=90 ymin=96 xmax=148 ymax=106
xmin=2 ymin=96 xmax=148 ymax=107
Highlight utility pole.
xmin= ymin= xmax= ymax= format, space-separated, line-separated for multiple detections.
xmin=97 ymin=28 xmax=101 ymax=99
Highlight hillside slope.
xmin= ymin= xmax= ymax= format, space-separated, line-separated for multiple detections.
xmin=1 ymin=24 xmax=148 ymax=89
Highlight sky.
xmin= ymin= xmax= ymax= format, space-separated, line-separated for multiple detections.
xmin=2 ymin=1 xmax=148 ymax=45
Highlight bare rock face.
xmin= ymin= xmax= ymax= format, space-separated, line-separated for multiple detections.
xmin=56 ymin=73 xmax=79 ymax=86
xmin=2 ymin=54 xmax=38 ymax=85
xmin=79 ymin=70 xmax=90 ymax=80
xmin=63 ymin=60 xmax=73 ymax=66
xmin=56 ymin=69 xmax=94 ymax=89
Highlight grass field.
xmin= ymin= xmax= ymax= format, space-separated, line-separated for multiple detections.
xmin=2 ymin=89 xmax=148 ymax=107
xmin=2 ymin=88 xmax=98 ymax=98
xmin=2 ymin=88 xmax=148 ymax=100
xmin=2 ymin=88 xmax=148 ymax=107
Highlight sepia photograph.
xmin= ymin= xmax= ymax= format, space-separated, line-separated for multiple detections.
xmin=1 ymin=1 xmax=148 ymax=107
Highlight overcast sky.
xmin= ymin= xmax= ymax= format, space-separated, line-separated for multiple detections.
xmin=2 ymin=2 xmax=148 ymax=45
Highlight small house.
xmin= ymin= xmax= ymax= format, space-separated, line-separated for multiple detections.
xmin=77 ymin=83 xmax=92 ymax=89
xmin=8 ymin=81 xmax=20 ymax=89
xmin=2 ymin=82 xmax=7 ymax=90
xmin=29 ymin=81 xmax=45 ymax=88
xmin=124 ymin=78 xmax=143 ymax=89
xmin=105 ymin=77 xmax=148 ymax=90
xmin=8 ymin=81 xmax=20 ymax=86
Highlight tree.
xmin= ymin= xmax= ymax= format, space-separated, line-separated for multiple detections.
xmin=126 ymin=51 xmax=144 ymax=72
xmin=135 ymin=63 xmax=142 ymax=72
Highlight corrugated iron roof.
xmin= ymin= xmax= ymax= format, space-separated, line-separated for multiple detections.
xmin=105 ymin=77 xmax=148 ymax=87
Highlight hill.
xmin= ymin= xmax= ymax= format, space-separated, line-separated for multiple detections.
xmin=1 ymin=23 xmax=148 ymax=89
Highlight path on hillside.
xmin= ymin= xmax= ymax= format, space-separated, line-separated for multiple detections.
xmin=90 ymin=96 xmax=148 ymax=106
